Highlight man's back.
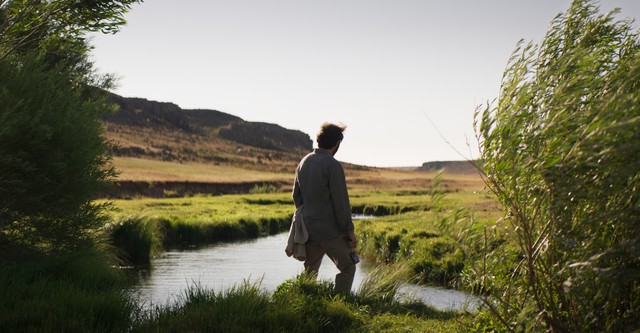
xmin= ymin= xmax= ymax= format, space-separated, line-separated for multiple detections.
xmin=293 ymin=148 xmax=353 ymax=242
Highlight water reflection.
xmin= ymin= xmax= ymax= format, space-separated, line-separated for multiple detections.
xmin=128 ymin=232 xmax=480 ymax=311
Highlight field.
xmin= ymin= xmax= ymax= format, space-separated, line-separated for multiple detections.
xmin=101 ymin=159 xmax=501 ymax=332
xmin=110 ymin=156 xmax=484 ymax=190
xmin=104 ymin=156 xmax=498 ymax=267
xmin=4 ymin=157 xmax=503 ymax=332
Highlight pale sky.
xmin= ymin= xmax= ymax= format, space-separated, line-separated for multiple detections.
xmin=89 ymin=0 xmax=640 ymax=167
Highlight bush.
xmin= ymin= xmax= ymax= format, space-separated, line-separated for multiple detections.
xmin=475 ymin=0 xmax=640 ymax=331
xmin=0 ymin=57 xmax=116 ymax=257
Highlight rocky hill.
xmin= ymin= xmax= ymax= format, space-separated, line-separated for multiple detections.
xmin=102 ymin=94 xmax=475 ymax=176
xmin=102 ymin=94 xmax=313 ymax=171
xmin=418 ymin=160 xmax=481 ymax=175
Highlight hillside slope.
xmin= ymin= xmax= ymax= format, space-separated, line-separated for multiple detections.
xmin=103 ymin=94 xmax=312 ymax=172
xmin=418 ymin=160 xmax=480 ymax=175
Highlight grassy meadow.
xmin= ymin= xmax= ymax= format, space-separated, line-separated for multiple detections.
xmin=111 ymin=156 xmax=293 ymax=183
xmin=4 ymin=157 xmax=502 ymax=332
xmin=91 ymin=158 xmax=500 ymax=332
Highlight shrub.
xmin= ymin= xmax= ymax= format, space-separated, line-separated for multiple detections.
xmin=475 ymin=0 xmax=640 ymax=331
xmin=0 ymin=57 xmax=116 ymax=256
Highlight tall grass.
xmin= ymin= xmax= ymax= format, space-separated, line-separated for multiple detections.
xmin=132 ymin=272 xmax=466 ymax=333
xmin=356 ymin=207 xmax=495 ymax=289
xmin=0 ymin=248 xmax=470 ymax=332
xmin=0 ymin=248 xmax=137 ymax=332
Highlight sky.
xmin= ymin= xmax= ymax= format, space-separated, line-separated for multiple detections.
xmin=89 ymin=0 xmax=640 ymax=167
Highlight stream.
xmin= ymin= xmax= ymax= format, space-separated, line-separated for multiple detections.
xmin=127 ymin=232 xmax=480 ymax=311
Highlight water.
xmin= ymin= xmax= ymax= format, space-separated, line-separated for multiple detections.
xmin=128 ymin=232 xmax=480 ymax=311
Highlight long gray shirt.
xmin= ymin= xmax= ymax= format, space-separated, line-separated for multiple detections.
xmin=292 ymin=148 xmax=354 ymax=242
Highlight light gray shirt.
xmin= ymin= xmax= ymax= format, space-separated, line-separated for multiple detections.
xmin=292 ymin=148 xmax=354 ymax=242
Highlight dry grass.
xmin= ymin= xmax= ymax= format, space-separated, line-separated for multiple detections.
xmin=106 ymin=122 xmax=484 ymax=193
xmin=346 ymin=167 xmax=484 ymax=192
xmin=111 ymin=157 xmax=292 ymax=183
xmin=105 ymin=124 xmax=303 ymax=173
xmin=110 ymin=156 xmax=485 ymax=193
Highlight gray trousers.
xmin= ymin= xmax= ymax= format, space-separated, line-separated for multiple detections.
xmin=304 ymin=237 xmax=356 ymax=293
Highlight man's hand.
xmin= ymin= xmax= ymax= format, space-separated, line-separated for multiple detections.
xmin=346 ymin=230 xmax=357 ymax=249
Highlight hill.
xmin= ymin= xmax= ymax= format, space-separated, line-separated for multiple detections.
xmin=418 ymin=160 xmax=480 ymax=175
xmin=100 ymin=94 xmax=483 ymax=197
xmin=103 ymin=94 xmax=312 ymax=173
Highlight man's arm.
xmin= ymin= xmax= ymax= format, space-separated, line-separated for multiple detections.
xmin=346 ymin=230 xmax=357 ymax=248
xmin=292 ymin=173 xmax=303 ymax=208
xmin=329 ymin=161 xmax=354 ymax=233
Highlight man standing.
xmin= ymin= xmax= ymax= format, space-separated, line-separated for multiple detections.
xmin=292 ymin=122 xmax=357 ymax=294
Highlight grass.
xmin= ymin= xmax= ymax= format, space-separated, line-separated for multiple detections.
xmin=102 ymin=193 xmax=295 ymax=263
xmin=110 ymin=156 xmax=484 ymax=193
xmin=0 ymin=248 xmax=136 ymax=332
xmin=103 ymin=183 xmax=503 ymax=290
xmin=0 ymin=252 xmax=474 ymax=332
xmin=132 ymin=272 xmax=470 ymax=333
xmin=111 ymin=156 xmax=292 ymax=183
xmin=3 ymin=162 xmax=496 ymax=332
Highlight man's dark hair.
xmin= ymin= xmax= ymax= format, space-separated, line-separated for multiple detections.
xmin=316 ymin=122 xmax=346 ymax=149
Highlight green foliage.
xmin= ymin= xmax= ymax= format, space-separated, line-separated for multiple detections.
xmin=0 ymin=244 xmax=469 ymax=332
xmin=0 ymin=57 xmax=117 ymax=256
xmin=356 ymin=262 xmax=407 ymax=306
xmin=0 ymin=0 xmax=139 ymax=258
xmin=0 ymin=248 xmax=136 ymax=332
xmin=474 ymin=0 xmax=640 ymax=331
xmin=134 ymin=273 xmax=465 ymax=333
xmin=356 ymin=210 xmax=470 ymax=288
xmin=134 ymin=277 xmax=360 ymax=333
xmin=249 ymin=183 xmax=280 ymax=194
xmin=107 ymin=215 xmax=164 ymax=265
xmin=104 ymin=194 xmax=295 ymax=262
xmin=0 ymin=0 xmax=141 ymax=74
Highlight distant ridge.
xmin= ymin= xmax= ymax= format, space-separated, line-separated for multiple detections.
xmin=103 ymin=95 xmax=243 ymax=131
xmin=418 ymin=160 xmax=480 ymax=175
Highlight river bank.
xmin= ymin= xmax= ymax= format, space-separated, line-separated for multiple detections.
xmin=127 ymin=232 xmax=480 ymax=312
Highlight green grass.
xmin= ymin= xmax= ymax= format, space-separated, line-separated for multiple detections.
xmin=133 ymin=273 xmax=469 ymax=333
xmin=351 ymin=188 xmax=504 ymax=289
xmin=1 ymin=253 xmax=472 ymax=332
xmin=102 ymin=193 xmax=295 ymax=263
xmin=0 ymin=248 xmax=136 ymax=332
xmin=103 ymin=188 xmax=503 ymax=290
xmin=2 ymin=187 xmax=496 ymax=332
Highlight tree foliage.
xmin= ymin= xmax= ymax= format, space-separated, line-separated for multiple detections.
xmin=0 ymin=58 xmax=118 ymax=255
xmin=475 ymin=0 xmax=640 ymax=331
xmin=0 ymin=0 xmax=140 ymax=60
xmin=0 ymin=0 xmax=140 ymax=258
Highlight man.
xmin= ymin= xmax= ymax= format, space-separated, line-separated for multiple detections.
xmin=292 ymin=122 xmax=357 ymax=294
